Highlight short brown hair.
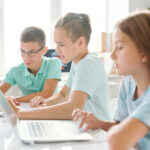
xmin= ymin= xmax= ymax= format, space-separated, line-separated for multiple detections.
xmin=20 ymin=26 xmax=46 ymax=49
xmin=55 ymin=13 xmax=92 ymax=45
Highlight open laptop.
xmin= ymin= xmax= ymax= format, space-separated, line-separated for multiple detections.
xmin=0 ymin=91 xmax=93 ymax=144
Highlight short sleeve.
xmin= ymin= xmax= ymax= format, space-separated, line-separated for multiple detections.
xmin=129 ymin=92 xmax=150 ymax=127
xmin=65 ymin=63 xmax=74 ymax=88
xmin=72 ymin=61 xmax=98 ymax=98
xmin=46 ymin=58 xmax=62 ymax=81
xmin=114 ymin=78 xmax=129 ymax=122
xmin=3 ymin=67 xmax=16 ymax=86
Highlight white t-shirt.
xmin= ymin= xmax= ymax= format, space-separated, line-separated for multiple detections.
xmin=66 ymin=53 xmax=111 ymax=121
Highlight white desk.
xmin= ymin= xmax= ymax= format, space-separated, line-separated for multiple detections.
xmin=0 ymin=117 xmax=108 ymax=150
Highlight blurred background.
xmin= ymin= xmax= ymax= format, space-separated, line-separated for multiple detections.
xmin=0 ymin=0 xmax=150 ymax=111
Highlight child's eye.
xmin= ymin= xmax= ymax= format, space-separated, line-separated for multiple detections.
xmin=117 ymin=46 xmax=123 ymax=50
xmin=28 ymin=51 xmax=35 ymax=54
xmin=59 ymin=43 xmax=64 ymax=47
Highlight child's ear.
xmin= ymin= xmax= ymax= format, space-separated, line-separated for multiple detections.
xmin=140 ymin=51 xmax=147 ymax=63
xmin=78 ymin=36 xmax=86 ymax=47
xmin=42 ymin=46 xmax=48 ymax=55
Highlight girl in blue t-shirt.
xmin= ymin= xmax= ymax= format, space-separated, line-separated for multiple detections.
xmin=72 ymin=11 xmax=150 ymax=150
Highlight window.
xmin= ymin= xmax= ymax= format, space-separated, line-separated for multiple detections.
xmin=4 ymin=0 xmax=50 ymax=72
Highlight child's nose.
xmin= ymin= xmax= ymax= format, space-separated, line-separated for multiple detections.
xmin=111 ymin=50 xmax=116 ymax=60
xmin=55 ymin=46 xmax=60 ymax=54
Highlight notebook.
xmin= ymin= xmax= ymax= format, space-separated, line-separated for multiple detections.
xmin=0 ymin=91 xmax=93 ymax=144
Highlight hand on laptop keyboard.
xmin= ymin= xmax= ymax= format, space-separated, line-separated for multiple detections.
xmin=6 ymin=96 xmax=20 ymax=106
xmin=30 ymin=96 xmax=47 ymax=108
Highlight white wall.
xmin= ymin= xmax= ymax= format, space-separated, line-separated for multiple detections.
xmin=49 ymin=0 xmax=61 ymax=48
xmin=106 ymin=0 xmax=129 ymax=32
xmin=129 ymin=0 xmax=150 ymax=12
xmin=0 ymin=0 xmax=4 ymax=77
xmin=106 ymin=0 xmax=150 ymax=31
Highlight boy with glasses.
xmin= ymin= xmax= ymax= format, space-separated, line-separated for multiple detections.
xmin=0 ymin=26 xmax=62 ymax=103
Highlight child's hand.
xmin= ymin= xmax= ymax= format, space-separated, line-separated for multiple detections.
xmin=13 ymin=98 xmax=20 ymax=106
xmin=6 ymin=96 xmax=20 ymax=106
xmin=72 ymin=108 xmax=101 ymax=131
xmin=7 ymin=97 xmax=20 ymax=112
xmin=30 ymin=96 xmax=47 ymax=108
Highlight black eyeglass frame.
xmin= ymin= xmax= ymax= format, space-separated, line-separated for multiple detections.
xmin=19 ymin=47 xmax=43 ymax=57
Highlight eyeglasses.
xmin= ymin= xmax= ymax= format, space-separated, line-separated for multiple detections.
xmin=19 ymin=48 xmax=43 ymax=57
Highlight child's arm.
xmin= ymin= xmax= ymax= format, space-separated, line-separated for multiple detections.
xmin=30 ymin=84 xmax=71 ymax=107
xmin=45 ymin=85 xmax=71 ymax=105
xmin=9 ymin=89 xmax=89 ymax=120
xmin=15 ymin=79 xmax=58 ymax=102
xmin=72 ymin=109 xmax=119 ymax=131
xmin=0 ymin=82 xmax=11 ymax=93
xmin=108 ymin=118 xmax=149 ymax=150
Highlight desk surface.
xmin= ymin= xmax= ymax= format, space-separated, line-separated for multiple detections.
xmin=0 ymin=117 xmax=108 ymax=150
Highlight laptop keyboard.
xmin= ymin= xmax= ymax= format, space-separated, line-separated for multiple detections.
xmin=18 ymin=120 xmax=93 ymax=142
xmin=19 ymin=120 xmax=88 ymax=141
xmin=27 ymin=121 xmax=59 ymax=138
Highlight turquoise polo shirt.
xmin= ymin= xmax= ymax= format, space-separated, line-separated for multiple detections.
xmin=4 ymin=57 xmax=62 ymax=96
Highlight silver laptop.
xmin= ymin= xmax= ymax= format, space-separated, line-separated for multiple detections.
xmin=0 ymin=91 xmax=93 ymax=144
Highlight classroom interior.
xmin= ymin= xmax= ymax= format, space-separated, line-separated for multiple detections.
xmin=0 ymin=0 xmax=150 ymax=150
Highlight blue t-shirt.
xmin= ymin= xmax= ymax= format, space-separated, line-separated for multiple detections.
xmin=4 ymin=57 xmax=62 ymax=95
xmin=66 ymin=53 xmax=111 ymax=121
xmin=114 ymin=76 xmax=150 ymax=150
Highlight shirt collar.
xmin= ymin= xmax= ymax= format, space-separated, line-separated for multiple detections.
xmin=25 ymin=66 xmax=31 ymax=77
xmin=37 ymin=57 xmax=46 ymax=74
xmin=24 ymin=57 xmax=45 ymax=77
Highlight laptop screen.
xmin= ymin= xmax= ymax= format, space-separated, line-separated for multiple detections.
xmin=0 ymin=91 xmax=17 ymax=126
xmin=44 ymin=49 xmax=72 ymax=72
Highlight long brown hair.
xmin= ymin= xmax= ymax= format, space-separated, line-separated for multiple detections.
xmin=115 ymin=10 xmax=150 ymax=65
